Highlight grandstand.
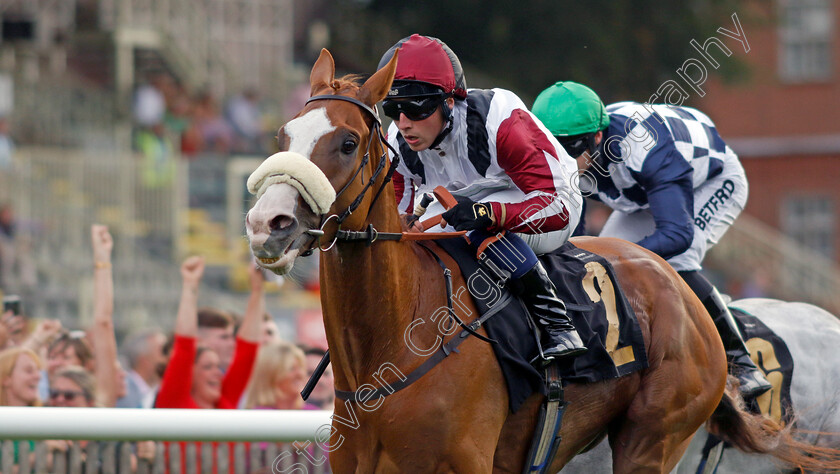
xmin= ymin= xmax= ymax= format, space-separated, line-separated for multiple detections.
xmin=0 ymin=0 xmax=316 ymax=336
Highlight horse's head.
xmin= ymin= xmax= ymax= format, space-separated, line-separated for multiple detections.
xmin=245 ymin=49 xmax=398 ymax=274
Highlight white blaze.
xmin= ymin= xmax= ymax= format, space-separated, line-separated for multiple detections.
xmin=285 ymin=107 xmax=335 ymax=158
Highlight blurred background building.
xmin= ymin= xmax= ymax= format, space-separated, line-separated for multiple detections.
xmin=0 ymin=0 xmax=321 ymax=342
xmin=699 ymin=0 xmax=839 ymax=312
xmin=0 ymin=0 xmax=837 ymax=340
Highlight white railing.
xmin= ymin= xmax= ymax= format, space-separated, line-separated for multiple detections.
xmin=706 ymin=213 xmax=840 ymax=315
xmin=0 ymin=408 xmax=331 ymax=441
xmin=0 ymin=408 xmax=333 ymax=473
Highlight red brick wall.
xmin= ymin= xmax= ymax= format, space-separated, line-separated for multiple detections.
xmin=698 ymin=2 xmax=839 ymax=137
xmin=740 ymin=154 xmax=840 ymax=257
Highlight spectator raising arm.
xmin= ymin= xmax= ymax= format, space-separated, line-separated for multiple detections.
xmin=0 ymin=312 xmax=8 ymax=349
xmin=217 ymin=263 xmax=262 ymax=406
xmin=239 ymin=262 xmax=264 ymax=344
xmin=175 ymin=256 xmax=205 ymax=337
xmin=0 ymin=309 xmax=22 ymax=349
xmin=90 ymin=224 xmax=120 ymax=407
xmin=20 ymin=318 xmax=62 ymax=353
xmin=156 ymin=256 xmax=205 ymax=409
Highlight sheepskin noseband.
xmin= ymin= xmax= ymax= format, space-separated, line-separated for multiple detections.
xmin=247 ymin=151 xmax=336 ymax=215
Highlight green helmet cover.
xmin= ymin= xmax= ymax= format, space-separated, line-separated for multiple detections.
xmin=532 ymin=81 xmax=610 ymax=136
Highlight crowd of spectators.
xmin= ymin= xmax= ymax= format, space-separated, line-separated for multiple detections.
xmin=0 ymin=224 xmax=334 ymax=471
xmin=132 ymin=71 xmax=278 ymax=164
xmin=0 ymin=74 xmax=324 ymax=471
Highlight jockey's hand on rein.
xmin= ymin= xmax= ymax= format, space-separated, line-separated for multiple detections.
xmin=441 ymin=196 xmax=494 ymax=231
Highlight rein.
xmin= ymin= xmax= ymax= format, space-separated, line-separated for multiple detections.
xmin=303 ymin=94 xmax=463 ymax=252
xmin=299 ymin=94 xmax=497 ymax=404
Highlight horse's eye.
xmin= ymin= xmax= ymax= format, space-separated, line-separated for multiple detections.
xmin=341 ymin=139 xmax=358 ymax=155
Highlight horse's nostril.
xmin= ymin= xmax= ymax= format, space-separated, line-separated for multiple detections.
xmin=269 ymin=215 xmax=294 ymax=231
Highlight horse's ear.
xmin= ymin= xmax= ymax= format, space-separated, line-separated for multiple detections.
xmin=310 ymin=49 xmax=336 ymax=96
xmin=359 ymin=49 xmax=398 ymax=107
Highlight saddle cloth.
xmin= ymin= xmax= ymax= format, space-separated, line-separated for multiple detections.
xmin=730 ymin=306 xmax=795 ymax=423
xmin=699 ymin=306 xmax=795 ymax=461
xmin=433 ymin=239 xmax=649 ymax=412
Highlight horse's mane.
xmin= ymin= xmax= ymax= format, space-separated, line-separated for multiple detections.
xmin=329 ymin=74 xmax=365 ymax=93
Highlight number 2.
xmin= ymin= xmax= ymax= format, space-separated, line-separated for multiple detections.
xmin=581 ymin=261 xmax=635 ymax=367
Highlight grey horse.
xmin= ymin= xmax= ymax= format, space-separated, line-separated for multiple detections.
xmin=563 ymin=297 xmax=840 ymax=473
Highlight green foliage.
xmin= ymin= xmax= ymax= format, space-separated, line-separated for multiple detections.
xmin=322 ymin=0 xmax=752 ymax=105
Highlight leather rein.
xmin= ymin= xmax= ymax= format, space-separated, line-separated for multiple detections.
xmin=300 ymin=94 xmax=462 ymax=255
xmin=297 ymin=94 xmax=496 ymax=404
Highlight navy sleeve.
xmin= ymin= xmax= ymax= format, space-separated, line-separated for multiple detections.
xmin=636 ymin=177 xmax=695 ymax=260
xmin=622 ymin=117 xmax=696 ymax=260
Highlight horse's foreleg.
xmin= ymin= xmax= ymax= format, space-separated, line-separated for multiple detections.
xmin=492 ymin=394 xmax=543 ymax=473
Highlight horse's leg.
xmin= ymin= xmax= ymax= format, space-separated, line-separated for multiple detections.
xmin=491 ymin=395 xmax=542 ymax=473
xmin=492 ymin=378 xmax=638 ymax=473
xmin=548 ymin=379 xmax=640 ymax=472
xmin=563 ymin=238 xmax=727 ymax=473
xmin=360 ymin=333 xmax=508 ymax=474
xmin=608 ymin=305 xmax=725 ymax=473
xmin=607 ymin=365 xmax=709 ymax=473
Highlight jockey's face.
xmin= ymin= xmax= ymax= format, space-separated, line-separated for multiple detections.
xmin=393 ymin=97 xmax=454 ymax=151
xmin=576 ymin=130 xmax=605 ymax=171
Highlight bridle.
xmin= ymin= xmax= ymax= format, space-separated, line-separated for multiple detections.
xmin=299 ymin=94 xmax=402 ymax=254
xmin=295 ymin=95 xmax=500 ymax=405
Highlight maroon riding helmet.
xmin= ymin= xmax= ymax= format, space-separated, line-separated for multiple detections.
xmin=378 ymin=34 xmax=467 ymax=147
xmin=378 ymin=34 xmax=468 ymax=101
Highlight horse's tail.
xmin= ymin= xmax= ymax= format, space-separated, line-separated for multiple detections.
xmin=707 ymin=376 xmax=840 ymax=471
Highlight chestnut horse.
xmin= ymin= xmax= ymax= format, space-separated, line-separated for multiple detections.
xmin=245 ymin=49 xmax=833 ymax=473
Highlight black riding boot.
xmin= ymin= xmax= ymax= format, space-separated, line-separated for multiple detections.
xmin=703 ymin=288 xmax=772 ymax=399
xmin=518 ymin=262 xmax=587 ymax=362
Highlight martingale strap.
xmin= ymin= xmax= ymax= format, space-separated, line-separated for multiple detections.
xmin=333 ymin=243 xmax=502 ymax=402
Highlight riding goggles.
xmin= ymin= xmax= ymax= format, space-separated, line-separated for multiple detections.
xmin=382 ymin=96 xmax=444 ymax=122
xmin=557 ymin=133 xmax=593 ymax=158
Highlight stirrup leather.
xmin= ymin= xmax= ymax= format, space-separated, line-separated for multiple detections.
xmin=523 ymin=364 xmax=566 ymax=473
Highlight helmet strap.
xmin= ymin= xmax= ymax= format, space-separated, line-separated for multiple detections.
xmin=586 ymin=132 xmax=600 ymax=156
xmin=590 ymin=131 xmax=610 ymax=170
xmin=429 ymin=99 xmax=454 ymax=149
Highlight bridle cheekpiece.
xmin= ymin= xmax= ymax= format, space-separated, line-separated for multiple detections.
xmin=302 ymin=94 xmax=402 ymax=253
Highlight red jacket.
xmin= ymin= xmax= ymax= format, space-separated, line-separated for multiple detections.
xmin=156 ymin=334 xmax=257 ymax=409
xmin=156 ymin=334 xmax=258 ymax=473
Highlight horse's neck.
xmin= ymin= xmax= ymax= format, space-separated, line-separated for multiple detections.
xmin=319 ymin=202 xmax=429 ymax=390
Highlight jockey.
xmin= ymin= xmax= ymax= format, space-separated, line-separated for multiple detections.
xmin=531 ymin=81 xmax=772 ymax=398
xmin=378 ymin=34 xmax=586 ymax=362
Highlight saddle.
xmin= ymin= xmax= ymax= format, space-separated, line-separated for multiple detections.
xmin=433 ymin=238 xmax=649 ymax=412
